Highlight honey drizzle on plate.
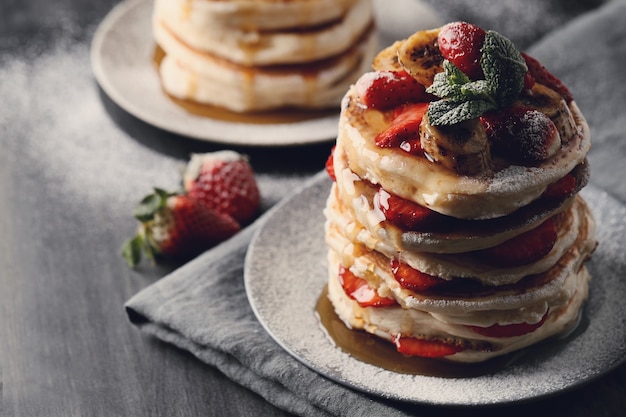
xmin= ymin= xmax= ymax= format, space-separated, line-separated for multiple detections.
xmin=315 ymin=285 xmax=525 ymax=378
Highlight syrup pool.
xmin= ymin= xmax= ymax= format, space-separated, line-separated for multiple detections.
xmin=315 ymin=285 xmax=586 ymax=378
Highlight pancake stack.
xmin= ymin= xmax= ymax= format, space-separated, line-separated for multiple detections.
xmin=324 ymin=23 xmax=597 ymax=363
xmin=153 ymin=0 xmax=377 ymax=112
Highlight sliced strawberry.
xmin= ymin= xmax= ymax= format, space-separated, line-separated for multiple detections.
xmin=475 ymin=218 xmax=557 ymax=267
xmin=392 ymin=334 xmax=465 ymax=358
xmin=437 ymin=22 xmax=486 ymax=80
xmin=375 ymin=187 xmax=440 ymax=230
xmin=357 ymin=70 xmax=431 ymax=110
xmin=375 ymin=102 xmax=429 ymax=155
xmin=522 ymin=52 xmax=573 ymax=102
xmin=183 ymin=151 xmax=260 ymax=225
xmin=469 ymin=311 xmax=548 ymax=338
xmin=122 ymin=188 xmax=240 ymax=267
xmin=338 ymin=265 xmax=397 ymax=308
xmin=325 ymin=146 xmax=336 ymax=182
xmin=390 ymin=259 xmax=444 ymax=292
xmin=543 ymin=174 xmax=576 ymax=200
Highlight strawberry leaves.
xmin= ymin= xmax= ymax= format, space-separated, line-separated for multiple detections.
xmin=122 ymin=188 xmax=173 ymax=267
xmin=133 ymin=188 xmax=173 ymax=222
xmin=427 ymin=30 xmax=527 ymax=126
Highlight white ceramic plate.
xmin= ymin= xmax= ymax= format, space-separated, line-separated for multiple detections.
xmin=90 ymin=0 xmax=442 ymax=145
xmin=244 ymin=174 xmax=626 ymax=406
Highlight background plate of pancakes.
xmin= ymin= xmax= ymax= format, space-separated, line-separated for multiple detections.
xmin=91 ymin=0 xmax=441 ymax=145
xmin=245 ymin=173 xmax=626 ymax=406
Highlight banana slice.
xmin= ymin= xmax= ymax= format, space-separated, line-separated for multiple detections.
xmin=420 ymin=115 xmax=492 ymax=175
xmin=371 ymin=41 xmax=404 ymax=72
xmin=397 ymin=28 xmax=443 ymax=87
xmin=519 ymin=84 xmax=578 ymax=143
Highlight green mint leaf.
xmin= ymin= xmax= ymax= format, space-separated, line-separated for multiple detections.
xmin=427 ymin=61 xmax=466 ymax=100
xmin=460 ymin=80 xmax=494 ymax=102
xmin=426 ymin=30 xmax=526 ymax=126
xmin=444 ymin=59 xmax=470 ymax=85
xmin=480 ymin=30 xmax=527 ymax=108
xmin=427 ymin=99 xmax=496 ymax=126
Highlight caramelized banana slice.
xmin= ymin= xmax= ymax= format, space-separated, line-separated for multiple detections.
xmin=420 ymin=115 xmax=492 ymax=175
xmin=397 ymin=28 xmax=443 ymax=87
xmin=372 ymin=41 xmax=404 ymax=71
xmin=519 ymin=84 xmax=578 ymax=143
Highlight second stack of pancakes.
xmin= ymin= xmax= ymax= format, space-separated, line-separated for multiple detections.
xmin=153 ymin=0 xmax=377 ymax=112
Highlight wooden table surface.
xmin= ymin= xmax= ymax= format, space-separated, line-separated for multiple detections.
xmin=2 ymin=1 xmax=625 ymax=416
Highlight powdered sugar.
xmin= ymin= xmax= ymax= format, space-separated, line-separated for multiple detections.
xmin=1 ymin=41 xmax=182 ymax=211
xmin=0 ymin=39 xmax=304 ymax=220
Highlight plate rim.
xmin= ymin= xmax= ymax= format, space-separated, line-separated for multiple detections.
xmin=90 ymin=0 xmax=340 ymax=146
xmin=244 ymin=174 xmax=626 ymax=406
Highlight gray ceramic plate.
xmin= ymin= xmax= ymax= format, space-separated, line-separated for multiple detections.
xmin=245 ymin=173 xmax=626 ymax=406
xmin=90 ymin=0 xmax=339 ymax=145
xmin=90 ymin=0 xmax=442 ymax=145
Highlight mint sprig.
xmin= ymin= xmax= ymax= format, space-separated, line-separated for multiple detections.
xmin=426 ymin=30 xmax=527 ymax=126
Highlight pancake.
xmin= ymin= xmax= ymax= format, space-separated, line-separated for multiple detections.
xmin=332 ymin=138 xmax=589 ymax=253
xmin=154 ymin=0 xmax=360 ymax=32
xmin=337 ymin=85 xmax=590 ymax=220
xmin=326 ymin=193 xmax=595 ymax=293
xmin=326 ymin=250 xmax=591 ymax=363
xmin=154 ymin=0 xmax=373 ymax=66
xmin=156 ymin=22 xmax=378 ymax=112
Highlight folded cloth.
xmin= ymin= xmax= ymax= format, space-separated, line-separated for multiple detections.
xmin=125 ymin=1 xmax=626 ymax=416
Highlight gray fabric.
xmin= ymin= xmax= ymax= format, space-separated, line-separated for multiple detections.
xmin=125 ymin=1 xmax=626 ymax=416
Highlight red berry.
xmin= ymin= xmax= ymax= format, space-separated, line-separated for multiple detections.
xmin=375 ymin=188 xmax=440 ymax=230
xmin=543 ymin=174 xmax=576 ymax=200
xmin=357 ymin=70 xmax=431 ymax=110
xmin=392 ymin=334 xmax=464 ymax=358
xmin=475 ymin=218 xmax=557 ymax=267
xmin=468 ymin=311 xmax=548 ymax=338
xmin=155 ymin=193 xmax=240 ymax=257
xmin=522 ymin=52 xmax=573 ymax=101
xmin=183 ymin=151 xmax=260 ymax=225
xmin=325 ymin=146 xmax=336 ymax=182
xmin=122 ymin=189 xmax=241 ymax=267
xmin=437 ymin=22 xmax=486 ymax=80
xmin=480 ymin=107 xmax=560 ymax=164
xmin=374 ymin=102 xmax=429 ymax=155
xmin=338 ymin=265 xmax=397 ymax=308
xmin=390 ymin=259 xmax=444 ymax=292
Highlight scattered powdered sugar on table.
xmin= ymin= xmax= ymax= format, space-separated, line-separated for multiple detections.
xmin=0 ymin=39 xmax=304 ymax=217
xmin=1 ymin=40 xmax=181 ymax=211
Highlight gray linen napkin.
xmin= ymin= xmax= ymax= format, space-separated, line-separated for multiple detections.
xmin=125 ymin=1 xmax=626 ymax=416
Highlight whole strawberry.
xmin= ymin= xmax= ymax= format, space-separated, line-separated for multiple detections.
xmin=183 ymin=151 xmax=260 ymax=225
xmin=121 ymin=188 xmax=240 ymax=267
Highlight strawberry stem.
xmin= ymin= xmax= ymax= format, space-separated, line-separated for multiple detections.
xmin=133 ymin=188 xmax=173 ymax=222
